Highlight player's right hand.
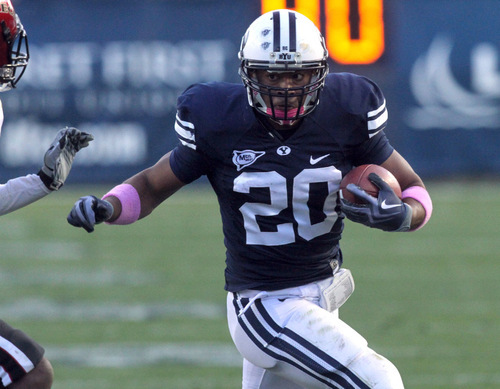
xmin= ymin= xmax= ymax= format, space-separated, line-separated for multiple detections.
xmin=67 ymin=195 xmax=114 ymax=233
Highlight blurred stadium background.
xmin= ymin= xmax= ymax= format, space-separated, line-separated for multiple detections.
xmin=1 ymin=0 xmax=499 ymax=388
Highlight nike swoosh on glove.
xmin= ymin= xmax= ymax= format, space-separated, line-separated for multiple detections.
xmin=340 ymin=173 xmax=412 ymax=232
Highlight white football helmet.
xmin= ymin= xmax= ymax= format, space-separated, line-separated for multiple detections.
xmin=239 ymin=9 xmax=329 ymax=124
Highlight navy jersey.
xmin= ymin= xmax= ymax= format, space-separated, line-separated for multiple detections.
xmin=170 ymin=72 xmax=394 ymax=292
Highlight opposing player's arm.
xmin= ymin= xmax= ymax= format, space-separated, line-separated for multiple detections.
xmin=0 ymin=174 xmax=50 ymax=216
xmin=0 ymin=127 xmax=93 ymax=217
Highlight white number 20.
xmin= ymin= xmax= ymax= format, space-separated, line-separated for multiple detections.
xmin=233 ymin=167 xmax=341 ymax=246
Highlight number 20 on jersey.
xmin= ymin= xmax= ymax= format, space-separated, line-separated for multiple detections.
xmin=261 ymin=0 xmax=384 ymax=65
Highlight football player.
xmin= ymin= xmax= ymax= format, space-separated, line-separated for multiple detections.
xmin=67 ymin=9 xmax=432 ymax=389
xmin=0 ymin=1 xmax=93 ymax=388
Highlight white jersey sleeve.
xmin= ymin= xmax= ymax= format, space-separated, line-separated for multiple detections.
xmin=0 ymin=174 xmax=50 ymax=216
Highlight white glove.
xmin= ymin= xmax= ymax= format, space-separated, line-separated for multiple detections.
xmin=38 ymin=127 xmax=94 ymax=190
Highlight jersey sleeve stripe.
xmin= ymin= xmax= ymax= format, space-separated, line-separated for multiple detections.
xmin=175 ymin=113 xmax=197 ymax=150
xmin=174 ymin=120 xmax=195 ymax=142
xmin=367 ymin=102 xmax=388 ymax=138
xmin=176 ymin=113 xmax=195 ymax=129
xmin=0 ymin=337 xmax=35 ymax=387
xmin=367 ymin=108 xmax=388 ymax=131
xmin=367 ymin=99 xmax=386 ymax=118
xmin=179 ymin=139 xmax=196 ymax=150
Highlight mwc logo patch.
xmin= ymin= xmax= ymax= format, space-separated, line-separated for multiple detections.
xmin=232 ymin=150 xmax=265 ymax=171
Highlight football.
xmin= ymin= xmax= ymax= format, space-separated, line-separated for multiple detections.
xmin=340 ymin=164 xmax=402 ymax=204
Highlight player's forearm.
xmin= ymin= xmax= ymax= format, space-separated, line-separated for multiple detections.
xmin=120 ymin=153 xmax=185 ymax=219
xmin=0 ymin=174 xmax=51 ymax=216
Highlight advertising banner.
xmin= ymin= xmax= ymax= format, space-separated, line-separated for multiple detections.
xmin=0 ymin=0 xmax=260 ymax=183
xmin=389 ymin=0 xmax=500 ymax=177
xmin=0 ymin=0 xmax=498 ymax=183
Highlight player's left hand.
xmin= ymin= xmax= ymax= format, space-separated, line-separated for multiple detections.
xmin=38 ymin=127 xmax=94 ymax=190
xmin=340 ymin=173 xmax=412 ymax=231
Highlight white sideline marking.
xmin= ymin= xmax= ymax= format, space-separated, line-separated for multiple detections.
xmin=0 ymin=269 xmax=158 ymax=286
xmin=45 ymin=343 xmax=500 ymax=387
xmin=46 ymin=343 xmax=242 ymax=368
xmin=0 ymin=241 xmax=83 ymax=260
xmin=0 ymin=299 xmax=224 ymax=320
xmin=406 ymin=373 xmax=500 ymax=386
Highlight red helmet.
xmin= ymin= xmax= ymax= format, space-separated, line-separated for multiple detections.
xmin=0 ymin=0 xmax=28 ymax=91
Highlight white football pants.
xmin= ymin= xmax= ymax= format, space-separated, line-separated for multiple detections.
xmin=227 ymin=277 xmax=404 ymax=389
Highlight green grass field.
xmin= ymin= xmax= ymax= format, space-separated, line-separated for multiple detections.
xmin=1 ymin=181 xmax=499 ymax=388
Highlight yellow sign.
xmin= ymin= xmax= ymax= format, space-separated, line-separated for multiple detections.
xmin=261 ymin=0 xmax=385 ymax=64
